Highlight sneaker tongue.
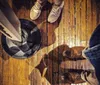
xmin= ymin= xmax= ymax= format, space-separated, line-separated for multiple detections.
xmin=53 ymin=5 xmax=60 ymax=10
xmin=54 ymin=1 xmax=64 ymax=8
xmin=52 ymin=2 xmax=64 ymax=12
xmin=34 ymin=2 xmax=42 ymax=10
xmin=51 ymin=5 xmax=60 ymax=14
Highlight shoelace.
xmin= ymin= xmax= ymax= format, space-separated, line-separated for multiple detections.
xmin=32 ymin=2 xmax=42 ymax=11
xmin=50 ymin=1 xmax=64 ymax=16
xmin=50 ymin=5 xmax=61 ymax=16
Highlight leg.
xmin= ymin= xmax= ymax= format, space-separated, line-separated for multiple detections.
xmin=0 ymin=0 xmax=21 ymax=41
xmin=53 ymin=0 xmax=62 ymax=5
xmin=83 ymin=25 xmax=100 ymax=84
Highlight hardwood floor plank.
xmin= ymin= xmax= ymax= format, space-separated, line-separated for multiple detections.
xmin=0 ymin=0 xmax=99 ymax=85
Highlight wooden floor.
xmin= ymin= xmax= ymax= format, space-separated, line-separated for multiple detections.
xmin=0 ymin=0 xmax=100 ymax=85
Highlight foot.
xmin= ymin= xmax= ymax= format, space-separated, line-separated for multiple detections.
xmin=30 ymin=1 xmax=43 ymax=20
xmin=48 ymin=1 xmax=64 ymax=23
xmin=63 ymin=46 xmax=85 ymax=60
xmin=60 ymin=69 xmax=94 ymax=84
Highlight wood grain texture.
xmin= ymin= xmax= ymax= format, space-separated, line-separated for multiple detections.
xmin=0 ymin=0 xmax=100 ymax=85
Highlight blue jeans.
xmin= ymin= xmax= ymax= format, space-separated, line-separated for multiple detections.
xmin=83 ymin=25 xmax=100 ymax=85
xmin=83 ymin=45 xmax=100 ymax=85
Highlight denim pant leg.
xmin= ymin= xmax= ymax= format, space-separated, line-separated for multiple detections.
xmin=83 ymin=44 xmax=100 ymax=84
xmin=89 ymin=25 xmax=100 ymax=48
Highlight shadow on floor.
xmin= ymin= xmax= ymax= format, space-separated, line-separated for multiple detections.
xmin=0 ymin=44 xmax=10 ymax=60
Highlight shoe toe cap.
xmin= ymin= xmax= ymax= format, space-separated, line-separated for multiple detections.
xmin=30 ymin=10 xmax=41 ymax=20
xmin=48 ymin=15 xmax=57 ymax=23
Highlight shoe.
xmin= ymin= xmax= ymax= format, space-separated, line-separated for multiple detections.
xmin=89 ymin=25 xmax=100 ymax=47
xmin=59 ymin=69 xmax=94 ymax=84
xmin=45 ymin=69 xmax=85 ymax=84
xmin=63 ymin=46 xmax=85 ymax=60
xmin=30 ymin=1 xmax=42 ymax=20
xmin=48 ymin=1 xmax=64 ymax=23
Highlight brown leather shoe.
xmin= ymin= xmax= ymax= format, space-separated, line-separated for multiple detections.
xmin=45 ymin=69 xmax=94 ymax=84
xmin=63 ymin=46 xmax=86 ymax=60
xmin=58 ymin=69 xmax=94 ymax=84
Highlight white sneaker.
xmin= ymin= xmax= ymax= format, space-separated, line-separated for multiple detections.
xmin=48 ymin=1 xmax=64 ymax=23
xmin=30 ymin=1 xmax=42 ymax=20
